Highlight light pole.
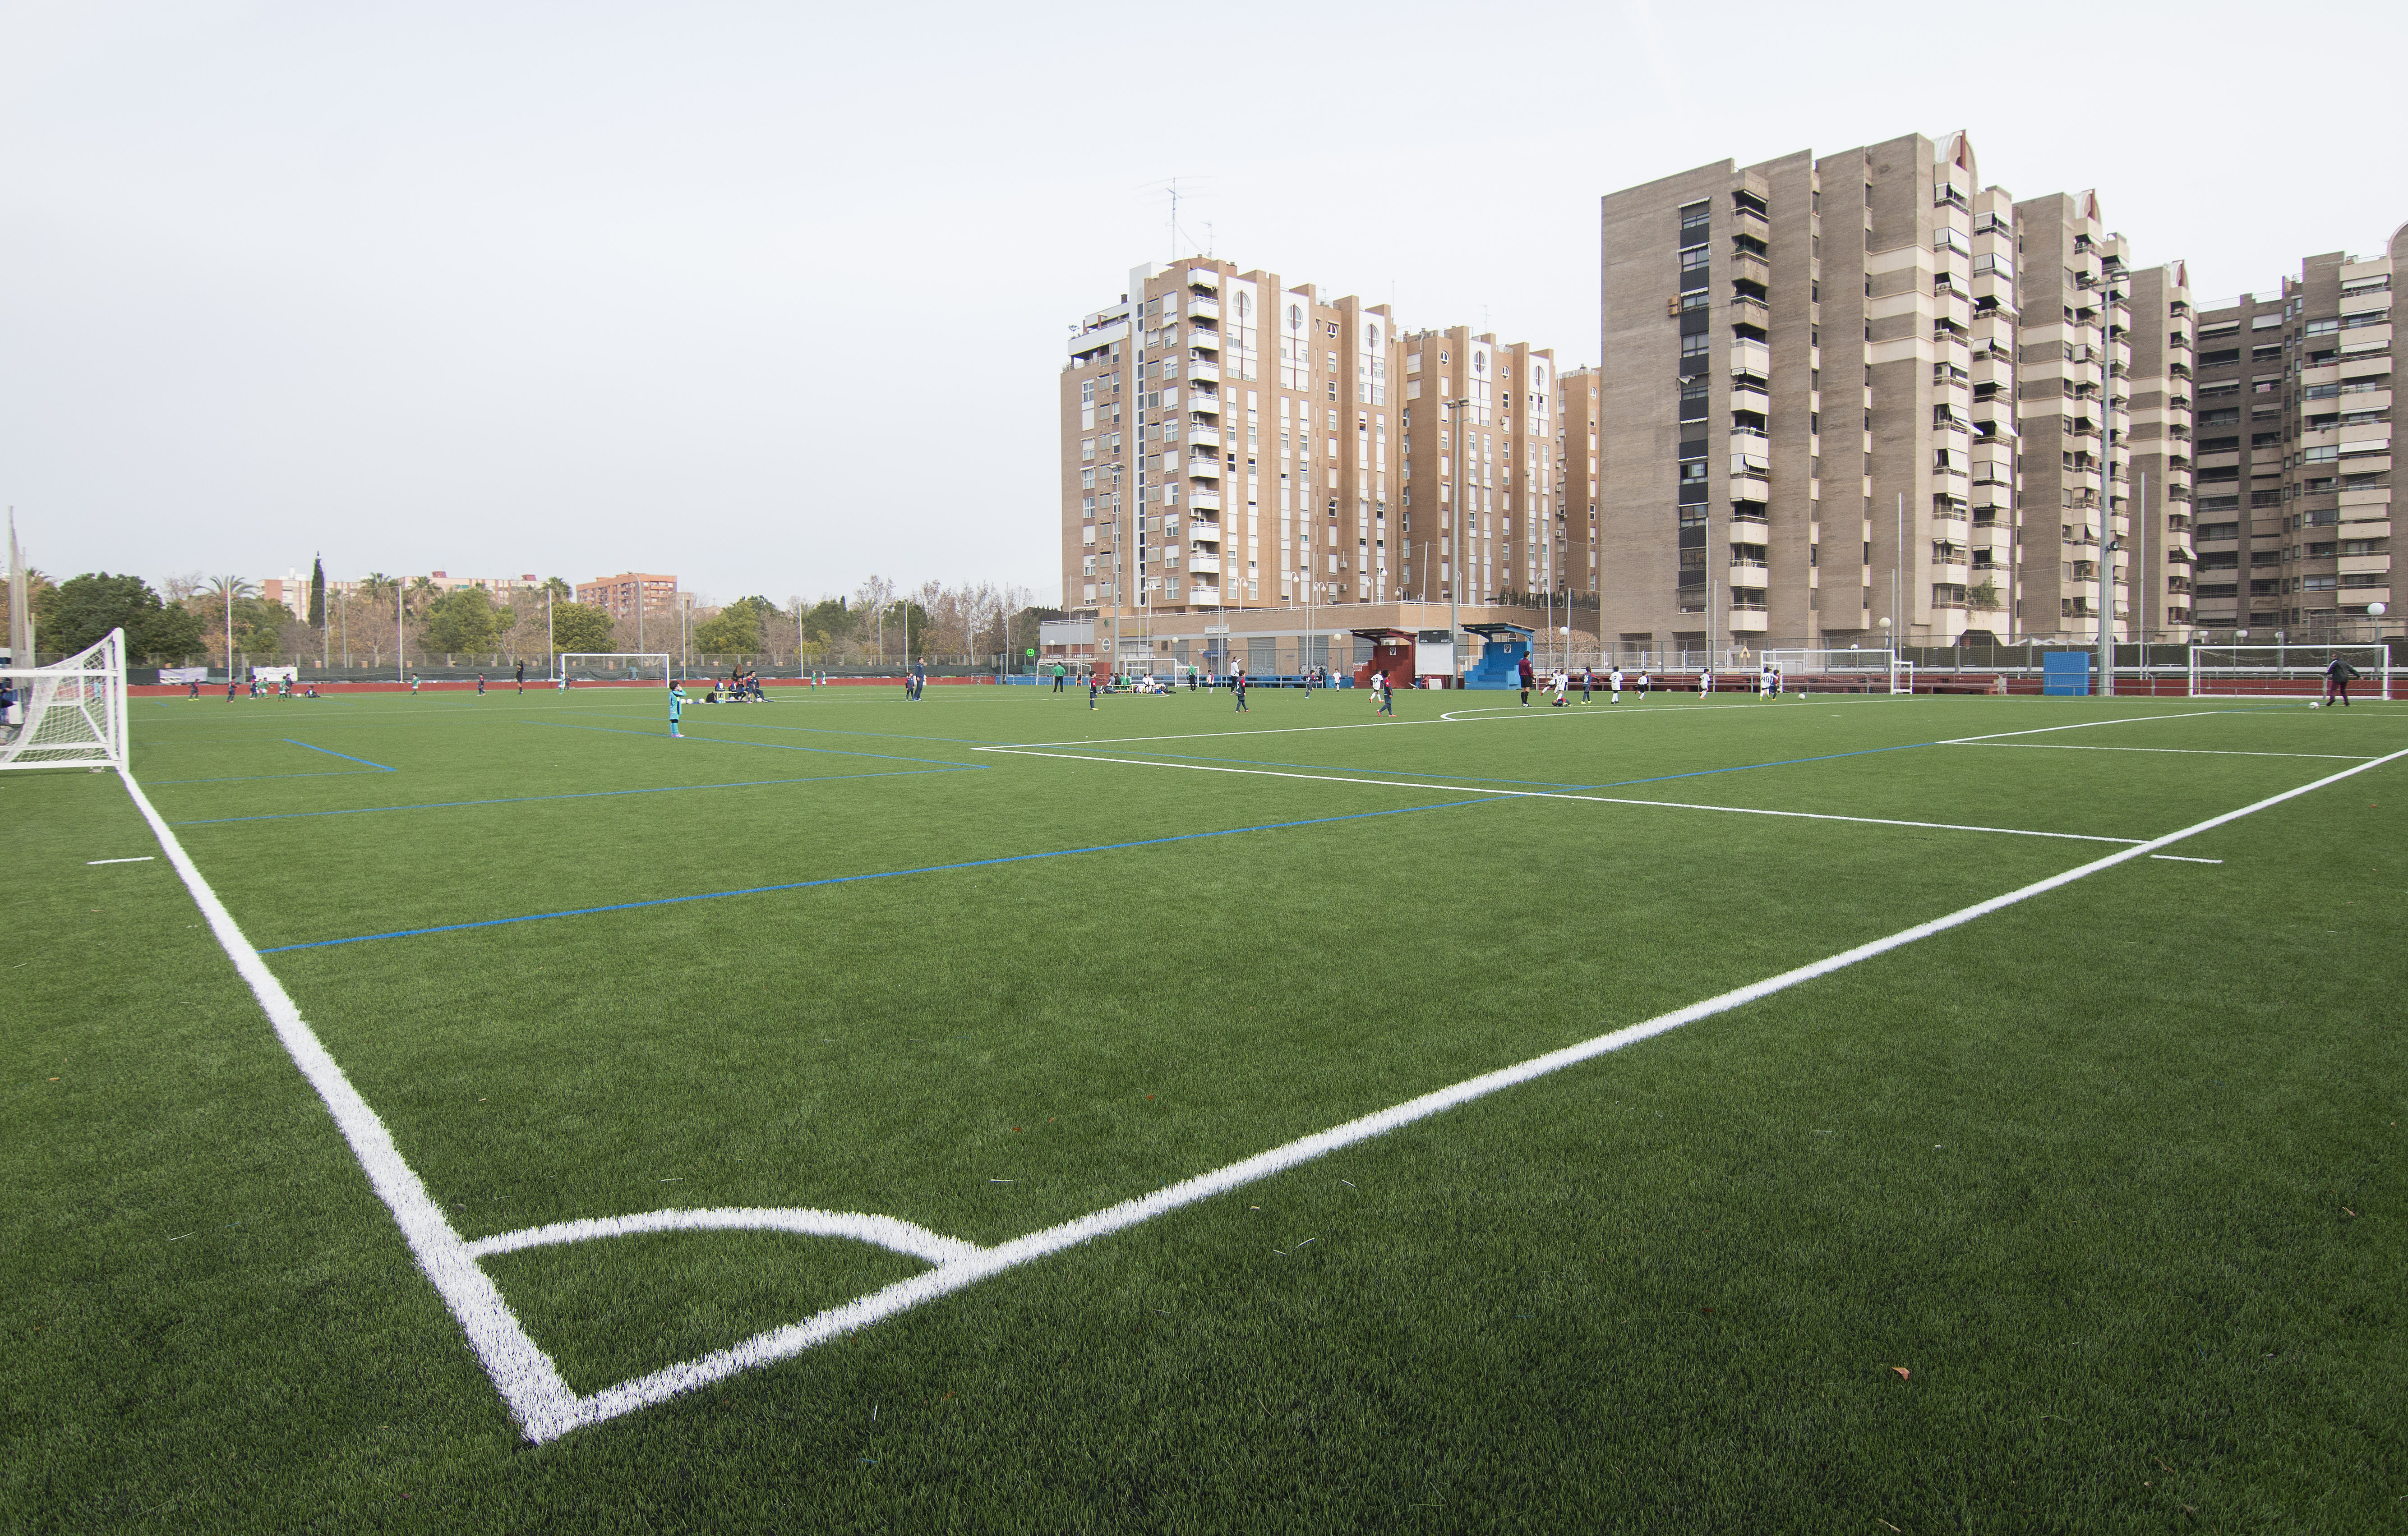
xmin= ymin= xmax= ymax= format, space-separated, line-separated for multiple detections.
xmin=2098 ymin=534 xmax=2122 ymax=697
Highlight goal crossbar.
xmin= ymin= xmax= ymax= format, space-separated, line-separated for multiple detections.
xmin=2188 ymin=644 xmax=2394 ymax=700
xmin=1760 ymin=648 xmax=1912 ymax=694
xmin=556 ymin=653 xmax=674 ymax=687
xmin=1 ymin=627 xmax=127 ymax=771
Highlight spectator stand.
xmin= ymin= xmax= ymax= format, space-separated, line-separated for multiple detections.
xmin=1461 ymin=622 xmax=1535 ymax=690
xmin=1349 ymin=629 xmax=1419 ymax=692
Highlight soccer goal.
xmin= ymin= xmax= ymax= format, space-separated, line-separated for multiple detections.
xmin=1 ymin=627 xmax=126 ymax=771
xmin=1760 ymin=648 xmax=1912 ymax=694
xmin=555 ymin=653 xmax=674 ymax=689
xmin=2187 ymin=645 xmax=2394 ymax=700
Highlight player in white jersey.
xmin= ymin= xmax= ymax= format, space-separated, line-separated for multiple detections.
xmin=1609 ymin=666 xmax=1624 ymax=703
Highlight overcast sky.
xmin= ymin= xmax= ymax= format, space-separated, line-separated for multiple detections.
xmin=6 ymin=0 xmax=2402 ymax=608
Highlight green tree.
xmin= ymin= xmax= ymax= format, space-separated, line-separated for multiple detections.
xmin=885 ymin=599 xmax=933 ymax=655
xmin=692 ymin=595 xmax=768 ymax=656
xmin=32 ymin=573 xmax=206 ymax=661
xmin=419 ymin=587 xmax=502 ymax=652
xmin=800 ymin=598 xmax=854 ymax=644
xmin=308 ymin=556 xmax=326 ymax=628
xmin=1010 ymin=605 xmax=1062 ymax=660
xmin=547 ymin=600 xmax=615 ymax=654
xmin=540 ymin=576 xmax=573 ymax=600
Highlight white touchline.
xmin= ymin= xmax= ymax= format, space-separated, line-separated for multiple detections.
xmin=86 ymin=856 xmax=157 ymax=865
xmin=976 ymin=747 xmax=2141 ymax=845
xmin=1940 ymin=711 xmax=2232 ymax=745
xmin=2150 ymin=855 xmax=2224 ymax=864
xmin=994 ymin=695 xmax=1832 ymax=751
xmin=111 ymin=740 xmax=2408 ymax=1446
xmin=1947 ymin=742 xmax=2372 ymax=762
xmin=543 ymin=741 xmax=2408 ymax=1440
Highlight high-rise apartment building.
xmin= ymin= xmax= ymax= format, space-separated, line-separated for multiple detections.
xmin=2187 ymin=228 xmax=2399 ymax=634
xmin=1061 ymin=258 xmax=1400 ymax=623
xmin=1394 ymin=329 xmax=1557 ymax=603
xmin=1556 ymin=367 xmax=1603 ymax=597
xmin=576 ymin=573 xmax=680 ymax=620
xmin=1596 ymin=131 xmax=2189 ymax=655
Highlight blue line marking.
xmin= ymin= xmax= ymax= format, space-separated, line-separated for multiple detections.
xmin=257 ymin=796 xmax=1501 ymax=954
xmin=527 ymin=720 xmax=981 ymax=769
xmin=284 ymin=740 xmax=397 ymax=772
xmin=171 ymin=767 xmax=976 ymax=826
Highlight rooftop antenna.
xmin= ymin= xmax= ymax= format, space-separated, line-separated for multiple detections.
xmin=1205 ymin=221 xmax=1214 ymax=257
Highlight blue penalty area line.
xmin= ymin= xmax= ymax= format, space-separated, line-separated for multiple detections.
xmin=257 ymin=796 xmax=1499 ymax=954
xmin=169 ymin=767 xmax=973 ymax=827
xmin=527 ymin=720 xmax=981 ymax=769
xmin=284 ymin=739 xmax=397 ymax=771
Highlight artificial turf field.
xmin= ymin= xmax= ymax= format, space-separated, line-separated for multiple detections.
xmin=8 ymin=680 xmax=2406 ymax=1532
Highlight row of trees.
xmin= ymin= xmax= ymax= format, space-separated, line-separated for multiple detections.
xmin=4 ymin=567 xmax=1059 ymax=669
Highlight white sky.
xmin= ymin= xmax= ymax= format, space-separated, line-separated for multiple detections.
xmin=5 ymin=0 xmax=2402 ymax=607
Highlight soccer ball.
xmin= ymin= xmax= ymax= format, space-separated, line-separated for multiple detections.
xmin=2309 ymin=702 xmax=2321 ymax=709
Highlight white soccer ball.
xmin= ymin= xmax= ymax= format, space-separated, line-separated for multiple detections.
xmin=2309 ymin=701 xmax=2321 ymax=708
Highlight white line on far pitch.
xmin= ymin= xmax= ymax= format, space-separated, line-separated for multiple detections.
xmin=1949 ymin=742 xmax=2372 ymax=761
xmin=1940 ymin=711 xmax=2233 ymax=745
xmin=2150 ymin=855 xmax=2224 ymax=864
xmin=87 ymin=856 xmax=157 ymax=865
xmin=977 ymin=746 xmax=2143 ymax=846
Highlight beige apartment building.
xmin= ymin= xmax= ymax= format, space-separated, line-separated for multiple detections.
xmin=2186 ymin=227 xmax=2400 ymax=635
xmin=1596 ymin=130 xmax=2197 ymax=657
xmin=575 ymin=572 xmax=681 ymax=620
xmin=1557 ymin=367 xmax=1603 ymax=598
xmin=1394 ymin=329 xmax=1558 ymax=605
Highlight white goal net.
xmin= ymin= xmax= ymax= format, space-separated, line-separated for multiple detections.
xmin=2188 ymin=645 xmax=2394 ymax=700
xmin=1759 ymin=648 xmax=1912 ymax=694
xmin=1 ymin=627 xmax=127 ymax=771
xmin=556 ymin=653 xmax=674 ymax=688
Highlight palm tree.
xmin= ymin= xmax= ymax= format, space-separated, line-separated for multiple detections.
xmin=542 ymin=576 xmax=572 ymax=600
xmin=206 ymin=575 xmax=256 ymax=665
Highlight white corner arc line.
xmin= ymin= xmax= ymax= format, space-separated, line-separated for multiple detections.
xmin=115 ymin=768 xmax=582 ymax=1444
xmin=87 ymin=855 xmax=157 ymax=864
xmin=536 ymin=742 xmax=2408 ymax=1441
xmin=463 ymin=1208 xmax=983 ymax=1265
xmin=976 ymin=747 xmax=2140 ymax=845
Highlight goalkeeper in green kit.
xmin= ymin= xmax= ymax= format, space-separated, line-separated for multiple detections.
xmin=669 ymin=680 xmax=688 ymax=737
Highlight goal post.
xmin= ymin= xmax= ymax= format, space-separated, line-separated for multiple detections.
xmin=1758 ymin=648 xmax=1906 ymax=694
xmin=2187 ymin=645 xmax=2393 ymax=700
xmin=1 ymin=627 xmax=127 ymax=771
xmin=555 ymin=653 xmax=674 ymax=689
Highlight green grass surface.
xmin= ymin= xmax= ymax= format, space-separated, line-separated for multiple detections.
xmin=6 ymin=682 xmax=2406 ymax=1531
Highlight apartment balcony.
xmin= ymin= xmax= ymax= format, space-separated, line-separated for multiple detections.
xmin=1728 ymin=515 xmax=1770 ymax=544
xmin=1730 ymin=475 xmax=1770 ymax=504
xmin=1186 ymin=554 xmax=1222 ymax=575
xmin=1729 ymin=340 xmax=1770 ymax=381
xmin=1186 ymin=358 xmax=1220 ymax=382
xmin=1188 ymin=587 xmax=1221 ymax=607
xmin=1725 ymin=608 xmax=1770 ymax=633
xmin=1726 ymin=561 xmax=1770 ymax=589
xmin=1731 ymin=252 xmax=1769 ymax=288
xmin=1730 ymin=383 xmax=1769 ymax=416
xmin=1729 ymin=432 xmax=1770 ymax=476
xmin=1187 ymin=487 xmax=1221 ymax=510
xmin=1186 ymin=297 xmax=1220 ymax=322
xmin=1186 ymin=426 xmax=1222 ymax=449
xmin=1185 ymin=267 xmax=1219 ymax=290
xmin=2339 ymin=553 xmax=2391 ymax=576
xmin=1933 ymin=561 xmax=1971 ymax=585
xmin=1732 ymin=204 xmax=1769 ymax=240
xmin=1186 ymin=390 xmax=1222 ymax=415
xmin=1185 ymin=455 xmax=1222 ymax=480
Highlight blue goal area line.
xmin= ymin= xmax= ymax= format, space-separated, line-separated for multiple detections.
xmin=526 ymin=720 xmax=982 ymax=769
xmin=256 ymin=796 xmax=1504 ymax=954
xmin=170 ymin=767 xmax=974 ymax=827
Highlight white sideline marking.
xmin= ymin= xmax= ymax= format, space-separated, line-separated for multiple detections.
xmin=994 ymin=697 xmax=1818 ymax=750
xmin=1949 ymin=742 xmax=2371 ymax=762
xmin=116 ymin=740 xmax=2408 ymax=1445
xmin=977 ymin=747 xmax=2140 ymax=845
xmin=2150 ymin=855 xmax=2224 ymax=865
xmin=1941 ymin=711 xmax=2230 ymax=745
xmin=464 ymin=1208 xmax=983 ymax=1266
xmin=87 ymin=855 xmax=156 ymax=864
xmin=538 ymin=741 xmax=2408 ymax=1440
xmin=115 ymin=767 xmax=584 ymax=1443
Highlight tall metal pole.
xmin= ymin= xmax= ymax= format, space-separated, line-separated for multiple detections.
xmin=1448 ymin=395 xmax=1471 ymax=686
xmin=396 ymin=581 xmax=402 ymax=684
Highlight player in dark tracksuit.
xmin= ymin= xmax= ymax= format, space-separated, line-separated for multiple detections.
xmin=1518 ymin=654 xmax=1535 ymax=707
xmin=2324 ymin=657 xmax=2358 ymax=707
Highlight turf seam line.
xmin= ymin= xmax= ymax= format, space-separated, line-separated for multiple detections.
xmin=975 ymin=748 xmax=2140 ymax=845
xmin=112 ymin=767 xmax=585 ymax=1443
xmin=167 ymin=768 xmax=972 ymax=827
xmin=541 ymin=740 xmax=2408 ymax=1441
xmin=254 ymin=796 xmax=1499 ymax=952
xmin=283 ymin=739 xmax=397 ymax=771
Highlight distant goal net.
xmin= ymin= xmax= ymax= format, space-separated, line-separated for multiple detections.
xmin=1758 ymin=648 xmax=1912 ymax=694
xmin=2188 ymin=645 xmax=2393 ymax=700
xmin=1 ymin=627 xmax=126 ymax=771
xmin=555 ymin=653 xmax=674 ymax=689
